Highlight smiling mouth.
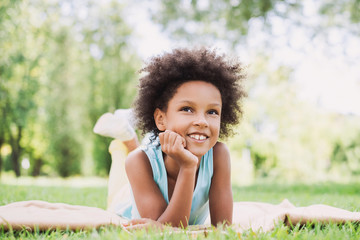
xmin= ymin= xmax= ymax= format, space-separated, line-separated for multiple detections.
xmin=188 ymin=134 xmax=208 ymax=141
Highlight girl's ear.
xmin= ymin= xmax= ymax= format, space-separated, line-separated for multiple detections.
xmin=154 ymin=108 xmax=166 ymax=131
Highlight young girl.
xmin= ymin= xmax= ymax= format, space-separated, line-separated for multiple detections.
xmin=1 ymin=47 xmax=359 ymax=232
xmin=93 ymin=47 xmax=247 ymax=227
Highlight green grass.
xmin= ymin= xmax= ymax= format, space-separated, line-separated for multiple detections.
xmin=1 ymin=179 xmax=359 ymax=239
xmin=233 ymin=182 xmax=360 ymax=210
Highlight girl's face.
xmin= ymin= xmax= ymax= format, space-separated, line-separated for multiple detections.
xmin=156 ymin=81 xmax=222 ymax=158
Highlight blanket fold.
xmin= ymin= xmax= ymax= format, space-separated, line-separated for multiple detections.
xmin=1 ymin=199 xmax=359 ymax=232
xmin=0 ymin=200 xmax=126 ymax=231
xmin=232 ymin=199 xmax=360 ymax=232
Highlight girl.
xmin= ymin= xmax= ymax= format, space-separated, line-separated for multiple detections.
xmin=93 ymin=47 xmax=247 ymax=227
xmin=93 ymin=47 xmax=360 ymax=230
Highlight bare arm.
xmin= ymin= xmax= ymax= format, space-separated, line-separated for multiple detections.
xmin=126 ymin=130 xmax=198 ymax=227
xmin=209 ymin=142 xmax=233 ymax=226
xmin=125 ymin=150 xmax=168 ymax=220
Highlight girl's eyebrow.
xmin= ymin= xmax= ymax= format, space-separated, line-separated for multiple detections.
xmin=208 ymin=103 xmax=222 ymax=107
xmin=177 ymin=100 xmax=221 ymax=107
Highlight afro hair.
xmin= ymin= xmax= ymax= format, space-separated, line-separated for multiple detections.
xmin=133 ymin=47 xmax=246 ymax=140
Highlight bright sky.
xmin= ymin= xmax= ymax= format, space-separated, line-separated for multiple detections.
xmin=124 ymin=0 xmax=360 ymax=116
xmin=296 ymin=54 xmax=360 ymax=116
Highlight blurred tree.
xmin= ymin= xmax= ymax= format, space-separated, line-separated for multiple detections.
xmin=0 ymin=0 xmax=140 ymax=177
xmin=319 ymin=0 xmax=360 ymax=26
xmin=79 ymin=0 xmax=140 ymax=175
xmin=37 ymin=0 xmax=140 ymax=176
xmin=43 ymin=26 xmax=82 ymax=177
xmin=228 ymin=55 xmax=356 ymax=181
xmin=149 ymin=0 xmax=297 ymax=44
xmin=0 ymin=0 xmax=42 ymax=176
xmin=331 ymin=132 xmax=360 ymax=175
xmin=149 ymin=0 xmax=360 ymax=45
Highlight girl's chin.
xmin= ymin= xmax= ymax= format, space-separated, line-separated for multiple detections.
xmin=187 ymin=147 xmax=210 ymax=159
xmin=185 ymin=139 xmax=216 ymax=158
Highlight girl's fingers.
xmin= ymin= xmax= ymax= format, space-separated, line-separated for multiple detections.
xmin=166 ymin=130 xmax=174 ymax=148
xmin=162 ymin=130 xmax=170 ymax=152
xmin=159 ymin=131 xmax=170 ymax=152
xmin=174 ymin=134 xmax=185 ymax=149
xmin=181 ymin=136 xmax=186 ymax=148
xmin=123 ymin=218 xmax=163 ymax=231
xmin=168 ymin=131 xmax=178 ymax=147
xmin=125 ymin=218 xmax=151 ymax=225
xmin=160 ymin=130 xmax=190 ymax=161
xmin=160 ymin=130 xmax=179 ymax=151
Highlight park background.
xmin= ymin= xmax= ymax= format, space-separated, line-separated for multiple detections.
xmin=1 ymin=0 xmax=360 ymax=185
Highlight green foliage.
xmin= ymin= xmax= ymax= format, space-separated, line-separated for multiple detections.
xmin=151 ymin=0 xmax=360 ymax=45
xmin=319 ymin=0 xmax=360 ymax=25
xmin=92 ymin=136 xmax=112 ymax=176
xmin=331 ymin=133 xmax=360 ymax=175
xmin=228 ymin=55 xmax=360 ymax=181
xmin=0 ymin=0 xmax=43 ymax=176
xmin=0 ymin=0 xmax=141 ymax=177
xmin=52 ymin=134 xmax=82 ymax=177
xmin=149 ymin=0 xmax=300 ymax=44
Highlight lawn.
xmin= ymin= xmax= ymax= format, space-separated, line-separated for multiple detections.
xmin=1 ymin=178 xmax=360 ymax=239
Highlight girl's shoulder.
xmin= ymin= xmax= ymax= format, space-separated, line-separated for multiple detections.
xmin=213 ymin=141 xmax=230 ymax=156
xmin=125 ymin=147 xmax=152 ymax=174
xmin=212 ymin=142 xmax=231 ymax=170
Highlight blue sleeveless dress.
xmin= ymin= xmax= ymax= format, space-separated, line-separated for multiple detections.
xmin=119 ymin=142 xmax=213 ymax=225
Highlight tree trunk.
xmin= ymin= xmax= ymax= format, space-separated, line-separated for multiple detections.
xmin=10 ymin=125 xmax=22 ymax=177
xmin=0 ymin=142 xmax=2 ymax=176
xmin=31 ymin=157 xmax=42 ymax=176
xmin=11 ymin=147 xmax=21 ymax=177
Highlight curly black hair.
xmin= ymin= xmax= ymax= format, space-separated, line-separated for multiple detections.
xmin=133 ymin=47 xmax=246 ymax=140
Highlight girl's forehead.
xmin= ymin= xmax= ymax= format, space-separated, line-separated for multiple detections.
xmin=170 ymin=80 xmax=222 ymax=104
xmin=175 ymin=80 xmax=219 ymax=92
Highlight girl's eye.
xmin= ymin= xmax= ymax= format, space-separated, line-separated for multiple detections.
xmin=208 ymin=109 xmax=219 ymax=115
xmin=180 ymin=107 xmax=192 ymax=113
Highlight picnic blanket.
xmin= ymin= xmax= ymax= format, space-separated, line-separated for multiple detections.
xmin=0 ymin=200 xmax=126 ymax=231
xmin=0 ymin=199 xmax=359 ymax=232
xmin=232 ymin=199 xmax=360 ymax=232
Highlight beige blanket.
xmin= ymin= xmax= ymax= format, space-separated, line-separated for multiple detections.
xmin=232 ymin=199 xmax=360 ymax=232
xmin=0 ymin=200 xmax=359 ymax=232
xmin=0 ymin=201 xmax=127 ymax=231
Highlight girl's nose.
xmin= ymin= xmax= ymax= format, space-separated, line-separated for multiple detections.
xmin=194 ymin=114 xmax=209 ymax=127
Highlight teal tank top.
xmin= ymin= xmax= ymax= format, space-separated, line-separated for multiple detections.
xmin=121 ymin=142 xmax=214 ymax=225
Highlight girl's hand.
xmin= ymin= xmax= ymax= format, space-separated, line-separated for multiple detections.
xmin=159 ymin=130 xmax=198 ymax=169
xmin=123 ymin=218 xmax=163 ymax=231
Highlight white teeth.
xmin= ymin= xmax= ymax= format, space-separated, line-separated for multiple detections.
xmin=190 ymin=134 xmax=207 ymax=140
